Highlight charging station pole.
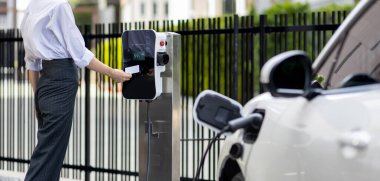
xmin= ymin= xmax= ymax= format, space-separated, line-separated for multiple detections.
xmin=138 ymin=32 xmax=181 ymax=181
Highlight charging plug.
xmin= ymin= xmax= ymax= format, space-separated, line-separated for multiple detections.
xmin=227 ymin=113 xmax=263 ymax=132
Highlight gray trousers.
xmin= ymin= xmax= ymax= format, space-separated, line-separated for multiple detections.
xmin=25 ymin=59 xmax=78 ymax=181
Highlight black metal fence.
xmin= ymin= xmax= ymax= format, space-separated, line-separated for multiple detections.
xmin=0 ymin=12 xmax=346 ymax=181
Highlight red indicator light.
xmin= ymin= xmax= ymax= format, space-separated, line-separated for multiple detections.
xmin=160 ymin=41 xmax=165 ymax=46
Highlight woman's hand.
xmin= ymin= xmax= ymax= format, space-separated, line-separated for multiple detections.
xmin=109 ymin=69 xmax=132 ymax=83
xmin=86 ymin=57 xmax=132 ymax=83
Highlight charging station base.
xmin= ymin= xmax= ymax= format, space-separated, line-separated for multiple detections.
xmin=137 ymin=32 xmax=181 ymax=181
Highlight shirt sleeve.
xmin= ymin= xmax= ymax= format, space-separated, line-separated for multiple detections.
xmin=47 ymin=2 xmax=94 ymax=68
xmin=24 ymin=50 xmax=42 ymax=71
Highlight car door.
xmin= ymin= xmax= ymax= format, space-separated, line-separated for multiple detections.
xmin=278 ymin=85 xmax=380 ymax=181
xmin=292 ymin=0 xmax=380 ymax=179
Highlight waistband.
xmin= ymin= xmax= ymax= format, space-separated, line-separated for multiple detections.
xmin=42 ymin=58 xmax=75 ymax=69
xmin=40 ymin=58 xmax=77 ymax=80
xmin=45 ymin=58 xmax=73 ymax=61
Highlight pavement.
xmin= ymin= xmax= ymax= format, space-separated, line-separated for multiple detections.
xmin=0 ymin=170 xmax=80 ymax=181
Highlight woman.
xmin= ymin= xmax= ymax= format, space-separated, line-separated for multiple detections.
xmin=20 ymin=0 xmax=131 ymax=180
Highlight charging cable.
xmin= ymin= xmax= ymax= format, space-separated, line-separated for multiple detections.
xmin=192 ymin=113 xmax=263 ymax=181
xmin=193 ymin=127 xmax=228 ymax=181
xmin=146 ymin=102 xmax=152 ymax=181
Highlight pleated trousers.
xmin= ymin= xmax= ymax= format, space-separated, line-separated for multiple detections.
xmin=25 ymin=59 xmax=78 ymax=181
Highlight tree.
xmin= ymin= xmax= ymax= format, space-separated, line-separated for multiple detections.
xmin=264 ymin=1 xmax=310 ymax=16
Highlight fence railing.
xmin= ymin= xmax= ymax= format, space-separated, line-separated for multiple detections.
xmin=0 ymin=12 xmax=346 ymax=181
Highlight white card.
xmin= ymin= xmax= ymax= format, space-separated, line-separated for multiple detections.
xmin=125 ymin=65 xmax=140 ymax=74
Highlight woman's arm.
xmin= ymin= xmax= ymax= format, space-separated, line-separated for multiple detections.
xmin=47 ymin=3 xmax=131 ymax=82
xmin=86 ymin=57 xmax=131 ymax=83
xmin=28 ymin=70 xmax=39 ymax=93
xmin=27 ymin=57 xmax=130 ymax=93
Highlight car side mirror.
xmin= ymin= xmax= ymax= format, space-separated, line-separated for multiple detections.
xmin=260 ymin=50 xmax=312 ymax=97
xmin=193 ymin=90 xmax=243 ymax=133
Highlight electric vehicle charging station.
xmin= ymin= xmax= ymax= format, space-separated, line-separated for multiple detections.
xmin=122 ymin=30 xmax=181 ymax=181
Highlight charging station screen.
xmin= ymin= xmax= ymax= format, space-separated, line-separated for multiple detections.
xmin=122 ymin=30 xmax=156 ymax=99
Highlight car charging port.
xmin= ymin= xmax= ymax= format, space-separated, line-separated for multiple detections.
xmin=229 ymin=143 xmax=244 ymax=160
xmin=243 ymin=110 xmax=265 ymax=144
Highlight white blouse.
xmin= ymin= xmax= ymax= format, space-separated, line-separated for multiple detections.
xmin=20 ymin=0 xmax=94 ymax=71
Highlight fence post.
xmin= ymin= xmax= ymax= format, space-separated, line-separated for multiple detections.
xmin=233 ymin=14 xmax=239 ymax=100
xmin=84 ymin=25 xmax=91 ymax=181
xmin=259 ymin=15 xmax=267 ymax=93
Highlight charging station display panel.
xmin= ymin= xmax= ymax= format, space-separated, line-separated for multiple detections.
xmin=122 ymin=30 xmax=156 ymax=99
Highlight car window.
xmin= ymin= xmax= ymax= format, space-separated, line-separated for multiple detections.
xmin=316 ymin=1 xmax=380 ymax=89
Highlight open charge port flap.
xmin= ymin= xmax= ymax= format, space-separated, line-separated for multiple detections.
xmin=243 ymin=110 xmax=265 ymax=144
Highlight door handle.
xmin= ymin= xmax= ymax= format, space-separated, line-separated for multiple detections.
xmin=338 ymin=129 xmax=371 ymax=159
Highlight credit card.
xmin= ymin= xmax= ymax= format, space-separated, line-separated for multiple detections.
xmin=125 ymin=65 xmax=140 ymax=74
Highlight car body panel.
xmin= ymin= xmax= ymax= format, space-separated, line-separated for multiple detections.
xmin=296 ymin=85 xmax=380 ymax=181
xmin=246 ymin=85 xmax=380 ymax=181
xmin=217 ymin=93 xmax=295 ymax=180
xmin=218 ymin=85 xmax=380 ymax=181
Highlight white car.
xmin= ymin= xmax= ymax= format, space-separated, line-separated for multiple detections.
xmin=193 ymin=0 xmax=380 ymax=180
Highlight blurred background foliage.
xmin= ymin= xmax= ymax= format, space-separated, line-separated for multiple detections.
xmin=85 ymin=1 xmax=357 ymax=100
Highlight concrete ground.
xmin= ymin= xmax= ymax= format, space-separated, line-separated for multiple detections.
xmin=0 ymin=170 xmax=80 ymax=181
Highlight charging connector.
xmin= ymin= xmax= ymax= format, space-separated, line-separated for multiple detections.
xmin=193 ymin=113 xmax=263 ymax=181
